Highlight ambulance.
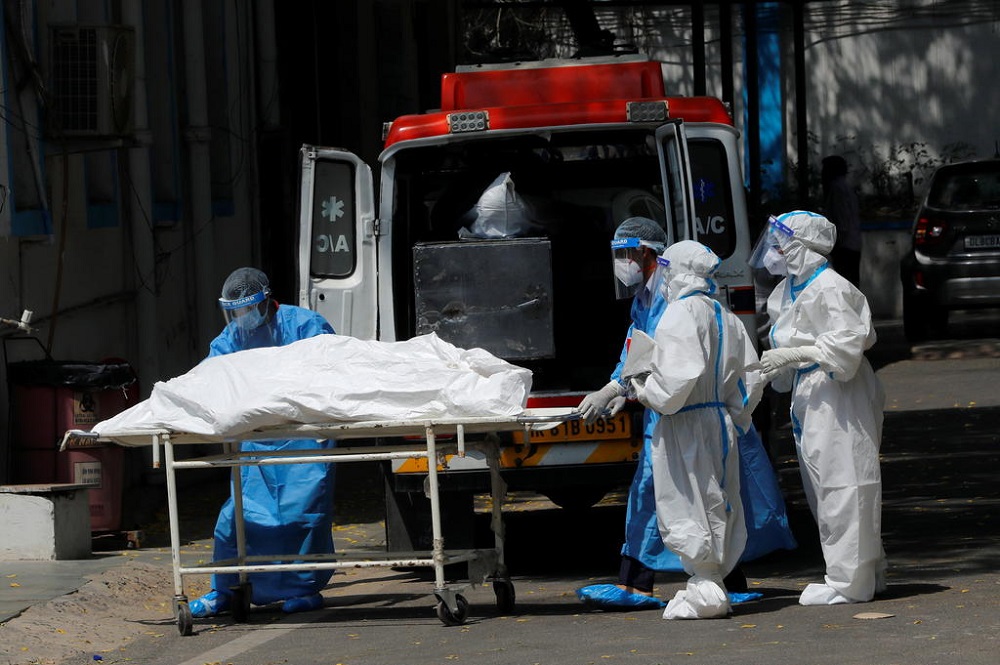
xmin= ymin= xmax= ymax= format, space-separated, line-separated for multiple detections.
xmin=295 ymin=55 xmax=757 ymax=550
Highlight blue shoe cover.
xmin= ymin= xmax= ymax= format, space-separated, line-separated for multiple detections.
xmin=282 ymin=593 xmax=324 ymax=614
xmin=189 ymin=590 xmax=231 ymax=618
xmin=728 ymin=591 xmax=763 ymax=605
xmin=576 ymin=584 xmax=666 ymax=610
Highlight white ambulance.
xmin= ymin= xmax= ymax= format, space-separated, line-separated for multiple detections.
xmin=296 ymin=56 xmax=756 ymax=550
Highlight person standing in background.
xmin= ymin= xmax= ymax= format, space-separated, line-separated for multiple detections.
xmin=821 ymin=155 xmax=863 ymax=287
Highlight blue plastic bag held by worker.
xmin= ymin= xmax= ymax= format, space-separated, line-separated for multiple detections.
xmin=755 ymin=212 xmax=887 ymax=605
xmin=577 ymin=220 xmax=794 ymax=612
xmin=630 ymin=240 xmax=762 ymax=619
xmin=189 ymin=268 xmax=337 ymax=618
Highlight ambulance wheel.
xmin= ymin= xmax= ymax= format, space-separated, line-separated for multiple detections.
xmin=230 ymin=583 xmax=252 ymax=623
xmin=436 ymin=595 xmax=469 ymax=626
xmin=544 ymin=487 xmax=608 ymax=512
xmin=493 ymin=580 xmax=516 ymax=614
xmin=175 ymin=600 xmax=193 ymax=636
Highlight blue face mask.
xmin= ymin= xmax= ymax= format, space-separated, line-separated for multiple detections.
xmin=235 ymin=306 xmax=265 ymax=331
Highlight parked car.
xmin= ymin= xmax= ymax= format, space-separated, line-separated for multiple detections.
xmin=900 ymin=158 xmax=1000 ymax=341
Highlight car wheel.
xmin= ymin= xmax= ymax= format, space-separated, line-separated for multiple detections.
xmin=902 ymin=291 xmax=930 ymax=342
xmin=926 ymin=305 xmax=949 ymax=339
xmin=903 ymin=291 xmax=949 ymax=342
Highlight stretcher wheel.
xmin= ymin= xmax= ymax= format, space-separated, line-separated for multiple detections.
xmin=230 ymin=583 xmax=252 ymax=623
xmin=435 ymin=594 xmax=469 ymax=626
xmin=175 ymin=600 xmax=193 ymax=636
xmin=493 ymin=580 xmax=516 ymax=614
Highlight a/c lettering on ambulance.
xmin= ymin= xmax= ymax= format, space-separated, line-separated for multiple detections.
xmin=315 ymin=233 xmax=350 ymax=252
xmin=696 ymin=215 xmax=727 ymax=235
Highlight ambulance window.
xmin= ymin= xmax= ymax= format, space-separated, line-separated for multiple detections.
xmin=310 ymin=159 xmax=357 ymax=278
xmin=688 ymin=139 xmax=736 ymax=259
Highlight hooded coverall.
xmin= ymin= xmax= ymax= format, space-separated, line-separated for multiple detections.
xmin=206 ymin=304 xmax=337 ymax=607
xmin=633 ymin=241 xmax=761 ymax=619
xmin=762 ymin=211 xmax=887 ymax=605
xmin=612 ymin=284 xmax=795 ymax=578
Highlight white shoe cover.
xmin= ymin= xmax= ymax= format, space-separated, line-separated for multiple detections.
xmin=799 ymin=583 xmax=855 ymax=606
xmin=875 ymin=565 xmax=888 ymax=595
xmin=662 ymin=578 xmax=730 ymax=620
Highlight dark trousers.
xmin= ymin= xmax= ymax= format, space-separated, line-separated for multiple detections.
xmin=619 ymin=555 xmax=656 ymax=592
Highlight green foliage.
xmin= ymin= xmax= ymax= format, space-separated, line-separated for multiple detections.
xmin=770 ymin=135 xmax=978 ymax=221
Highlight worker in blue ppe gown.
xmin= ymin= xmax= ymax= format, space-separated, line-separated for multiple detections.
xmin=631 ymin=240 xmax=762 ymax=619
xmin=576 ymin=219 xmax=795 ymax=611
xmin=188 ymin=267 xmax=337 ymax=618
xmin=753 ymin=211 xmax=887 ymax=605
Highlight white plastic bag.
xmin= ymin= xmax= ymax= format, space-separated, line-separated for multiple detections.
xmin=458 ymin=172 xmax=538 ymax=239
xmin=93 ymin=333 xmax=533 ymax=437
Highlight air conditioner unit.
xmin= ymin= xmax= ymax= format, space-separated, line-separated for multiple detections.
xmin=49 ymin=25 xmax=135 ymax=138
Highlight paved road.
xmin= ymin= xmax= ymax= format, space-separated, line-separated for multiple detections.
xmin=4 ymin=316 xmax=999 ymax=665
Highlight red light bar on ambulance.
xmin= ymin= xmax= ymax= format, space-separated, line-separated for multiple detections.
xmin=383 ymin=97 xmax=732 ymax=147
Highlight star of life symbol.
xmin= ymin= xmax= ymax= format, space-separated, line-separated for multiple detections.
xmin=321 ymin=196 xmax=345 ymax=222
xmin=696 ymin=178 xmax=715 ymax=204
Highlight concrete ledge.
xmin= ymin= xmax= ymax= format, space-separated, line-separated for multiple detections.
xmin=0 ymin=484 xmax=92 ymax=560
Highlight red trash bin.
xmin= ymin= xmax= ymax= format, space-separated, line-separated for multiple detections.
xmin=9 ymin=360 xmax=139 ymax=532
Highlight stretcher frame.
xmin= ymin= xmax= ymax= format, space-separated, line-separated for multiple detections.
xmin=65 ymin=408 xmax=573 ymax=634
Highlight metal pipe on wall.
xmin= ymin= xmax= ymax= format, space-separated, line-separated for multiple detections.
xmin=181 ymin=0 xmax=218 ymax=355
xmin=122 ymin=0 xmax=159 ymax=395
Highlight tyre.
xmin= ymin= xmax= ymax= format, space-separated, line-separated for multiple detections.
xmin=435 ymin=594 xmax=470 ymax=626
xmin=175 ymin=600 xmax=193 ymax=636
xmin=493 ymin=580 xmax=516 ymax=614
xmin=230 ymin=583 xmax=252 ymax=623
xmin=903 ymin=291 xmax=948 ymax=342
xmin=543 ymin=487 xmax=608 ymax=511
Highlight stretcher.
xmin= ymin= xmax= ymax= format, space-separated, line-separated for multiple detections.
xmin=64 ymin=407 xmax=574 ymax=635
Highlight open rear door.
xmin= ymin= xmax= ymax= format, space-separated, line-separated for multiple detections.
xmin=655 ymin=120 xmax=698 ymax=243
xmin=296 ymin=145 xmax=378 ymax=339
xmin=656 ymin=124 xmax=758 ymax=341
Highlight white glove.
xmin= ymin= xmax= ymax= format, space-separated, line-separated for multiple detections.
xmin=578 ymin=380 xmax=625 ymax=424
xmin=630 ymin=375 xmax=650 ymax=408
xmin=760 ymin=346 xmax=822 ymax=375
xmin=606 ymin=395 xmax=627 ymax=417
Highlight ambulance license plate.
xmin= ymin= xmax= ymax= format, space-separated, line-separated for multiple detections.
xmin=514 ymin=412 xmax=632 ymax=443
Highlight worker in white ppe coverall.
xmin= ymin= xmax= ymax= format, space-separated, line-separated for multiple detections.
xmin=631 ymin=240 xmax=762 ymax=620
xmin=576 ymin=219 xmax=794 ymax=611
xmin=754 ymin=211 xmax=887 ymax=605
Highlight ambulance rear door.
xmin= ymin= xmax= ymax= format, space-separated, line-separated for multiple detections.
xmin=655 ymin=123 xmax=757 ymax=338
xmin=685 ymin=124 xmax=757 ymax=336
xmin=296 ymin=145 xmax=378 ymax=339
xmin=655 ymin=120 xmax=698 ymax=243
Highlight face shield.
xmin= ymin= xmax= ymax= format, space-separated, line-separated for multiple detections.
xmin=219 ymin=290 xmax=271 ymax=341
xmin=749 ymin=216 xmax=795 ymax=276
xmin=611 ymin=237 xmax=662 ymax=300
xmin=652 ymin=255 xmax=672 ymax=300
